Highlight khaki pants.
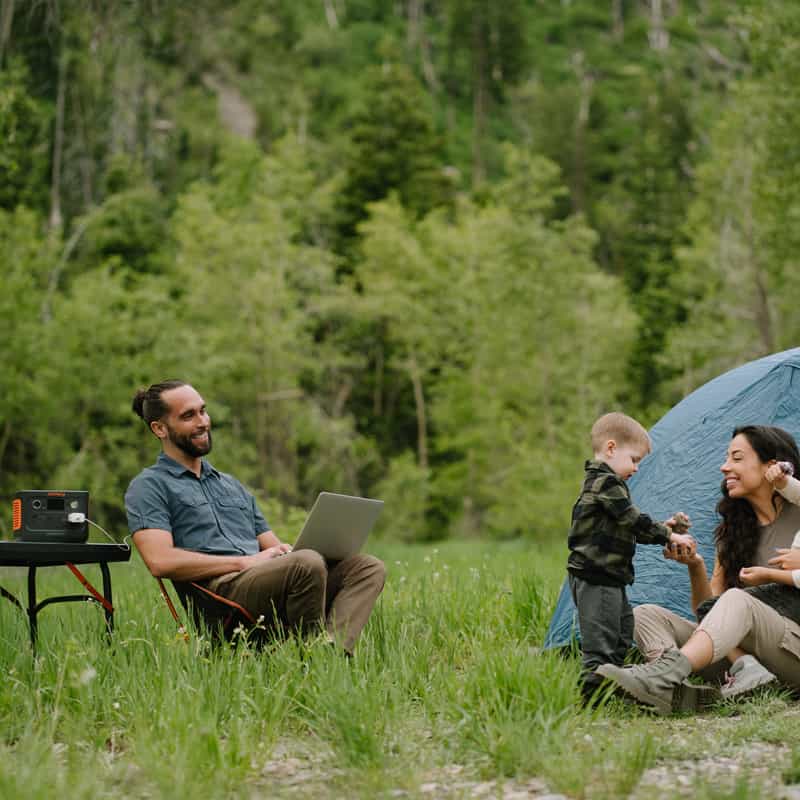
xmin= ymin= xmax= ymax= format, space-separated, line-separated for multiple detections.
xmin=635 ymin=591 xmax=800 ymax=689
xmin=204 ymin=550 xmax=385 ymax=653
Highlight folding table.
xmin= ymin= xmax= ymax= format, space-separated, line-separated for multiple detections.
xmin=0 ymin=541 xmax=131 ymax=650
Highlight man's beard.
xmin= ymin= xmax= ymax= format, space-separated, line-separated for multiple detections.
xmin=167 ymin=425 xmax=212 ymax=458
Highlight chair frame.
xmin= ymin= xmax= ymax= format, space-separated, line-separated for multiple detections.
xmin=155 ymin=577 xmax=257 ymax=640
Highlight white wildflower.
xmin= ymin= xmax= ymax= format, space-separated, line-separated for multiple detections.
xmin=78 ymin=666 xmax=97 ymax=685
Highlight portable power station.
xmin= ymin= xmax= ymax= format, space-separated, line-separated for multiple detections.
xmin=12 ymin=490 xmax=89 ymax=543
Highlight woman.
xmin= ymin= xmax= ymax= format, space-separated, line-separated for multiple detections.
xmin=597 ymin=425 xmax=800 ymax=714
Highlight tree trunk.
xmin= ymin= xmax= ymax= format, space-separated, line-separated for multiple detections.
xmin=322 ymin=0 xmax=339 ymax=29
xmin=373 ymin=341 xmax=384 ymax=417
xmin=0 ymin=0 xmax=14 ymax=67
xmin=753 ymin=266 xmax=774 ymax=355
xmin=471 ymin=14 xmax=488 ymax=188
xmin=0 ymin=419 xmax=10 ymax=492
xmin=744 ymin=201 xmax=774 ymax=354
xmin=406 ymin=0 xmax=421 ymax=48
xmin=407 ymin=352 xmax=428 ymax=471
xmin=611 ymin=0 xmax=624 ymax=40
xmin=648 ymin=0 xmax=669 ymax=51
xmin=741 ymin=151 xmax=774 ymax=354
xmin=41 ymin=216 xmax=90 ymax=322
xmin=49 ymin=48 xmax=67 ymax=231
xmin=407 ymin=0 xmax=439 ymax=92
xmin=571 ymin=51 xmax=594 ymax=213
xmin=332 ymin=377 xmax=353 ymax=418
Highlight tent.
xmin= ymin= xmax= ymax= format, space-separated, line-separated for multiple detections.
xmin=544 ymin=347 xmax=800 ymax=649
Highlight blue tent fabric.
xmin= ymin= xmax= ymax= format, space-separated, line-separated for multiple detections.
xmin=543 ymin=347 xmax=800 ymax=650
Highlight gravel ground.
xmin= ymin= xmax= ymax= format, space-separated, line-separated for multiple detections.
xmin=634 ymin=740 xmax=791 ymax=798
xmin=256 ymin=706 xmax=800 ymax=799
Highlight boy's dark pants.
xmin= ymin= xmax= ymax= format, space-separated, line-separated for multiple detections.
xmin=568 ymin=574 xmax=633 ymax=696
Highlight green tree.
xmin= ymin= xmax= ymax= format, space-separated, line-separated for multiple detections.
xmin=661 ymin=84 xmax=770 ymax=394
xmin=41 ymin=264 xmax=181 ymax=526
xmin=357 ymin=147 xmax=636 ymax=538
xmin=594 ymin=78 xmax=695 ymax=413
xmin=167 ymin=138 xmax=375 ymax=506
xmin=0 ymin=208 xmax=57 ymax=513
xmin=662 ymin=2 xmax=800 ymax=396
xmin=74 ymin=156 xmax=169 ymax=276
xmin=442 ymin=0 xmax=529 ymax=185
xmin=337 ymin=59 xmax=452 ymax=249
xmin=427 ymin=152 xmax=636 ymax=537
xmin=0 ymin=60 xmax=51 ymax=212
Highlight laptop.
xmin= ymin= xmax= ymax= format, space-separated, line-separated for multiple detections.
xmin=292 ymin=492 xmax=384 ymax=560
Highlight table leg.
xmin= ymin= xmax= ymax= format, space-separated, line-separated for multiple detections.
xmin=0 ymin=585 xmax=22 ymax=610
xmin=100 ymin=562 xmax=113 ymax=634
xmin=27 ymin=566 xmax=37 ymax=650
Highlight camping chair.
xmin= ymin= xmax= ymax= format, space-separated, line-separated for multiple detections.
xmin=155 ymin=577 xmax=258 ymax=642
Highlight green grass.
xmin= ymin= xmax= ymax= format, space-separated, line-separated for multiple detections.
xmin=0 ymin=538 xmax=797 ymax=799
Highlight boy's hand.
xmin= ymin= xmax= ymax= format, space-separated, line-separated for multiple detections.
xmin=765 ymin=463 xmax=789 ymax=489
xmin=739 ymin=566 xmax=772 ymax=587
xmin=665 ymin=512 xmax=691 ymax=534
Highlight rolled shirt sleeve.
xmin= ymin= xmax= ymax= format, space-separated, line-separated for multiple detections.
xmin=125 ymin=472 xmax=173 ymax=533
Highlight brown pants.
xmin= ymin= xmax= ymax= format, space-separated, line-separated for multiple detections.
xmin=204 ymin=550 xmax=385 ymax=653
xmin=635 ymin=591 xmax=800 ymax=689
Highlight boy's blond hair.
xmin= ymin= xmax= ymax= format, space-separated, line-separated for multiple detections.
xmin=591 ymin=412 xmax=651 ymax=455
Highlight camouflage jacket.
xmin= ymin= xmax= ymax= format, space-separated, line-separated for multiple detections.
xmin=567 ymin=460 xmax=671 ymax=586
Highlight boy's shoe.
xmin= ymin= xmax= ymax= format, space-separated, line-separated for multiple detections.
xmin=720 ymin=655 xmax=777 ymax=699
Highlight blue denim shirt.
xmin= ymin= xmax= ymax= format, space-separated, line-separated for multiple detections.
xmin=124 ymin=453 xmax=270 ymax=555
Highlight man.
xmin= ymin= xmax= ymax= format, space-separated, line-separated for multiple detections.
xmin=125 ymin=379 xmax=385 ymax=653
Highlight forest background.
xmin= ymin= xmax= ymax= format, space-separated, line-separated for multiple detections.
xmin=2 ymin=0 xmax=800 ymax=543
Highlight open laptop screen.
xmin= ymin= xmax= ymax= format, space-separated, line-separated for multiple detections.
xmin=292 ymin=492 xmax=383 ymax=560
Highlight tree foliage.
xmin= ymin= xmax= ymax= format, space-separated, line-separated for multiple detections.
xmin=0 ymin=1 xmax=795 ymax=542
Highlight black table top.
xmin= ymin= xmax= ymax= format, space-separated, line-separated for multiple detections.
xmin=0 ymin=541 xmax=132 ymax=567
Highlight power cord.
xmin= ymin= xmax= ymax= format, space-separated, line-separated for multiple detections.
xmin=68 ymin=512 xmax=131 ymax=551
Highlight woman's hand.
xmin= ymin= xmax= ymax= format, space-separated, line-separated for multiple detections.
xmin=769 ymin=548 xmax=800 ymax=570
xmin=739 ymin=566 xmax=774 ymax=586
xmin=765 ymin=463 xmax=789 ymax=489
xmin=663 ymin=541 xmax=701 ymax=566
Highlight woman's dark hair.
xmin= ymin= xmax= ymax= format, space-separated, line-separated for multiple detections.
xmin=132 ymin=380 xmax=187 ymax=425
xmin=715 ymin=424 xmax=800 ymax=588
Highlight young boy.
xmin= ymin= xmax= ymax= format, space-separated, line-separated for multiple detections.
xmin=567 ymin=412 xmax=694 ymax=700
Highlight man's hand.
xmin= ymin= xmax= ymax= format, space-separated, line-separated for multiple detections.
xmin=769 ymin=548 xmax=800 ymax=571
xmin=765 ymin=463 xmax=789 ymax=489
xmin=250 ymin=542 xmax=293 ymax=564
